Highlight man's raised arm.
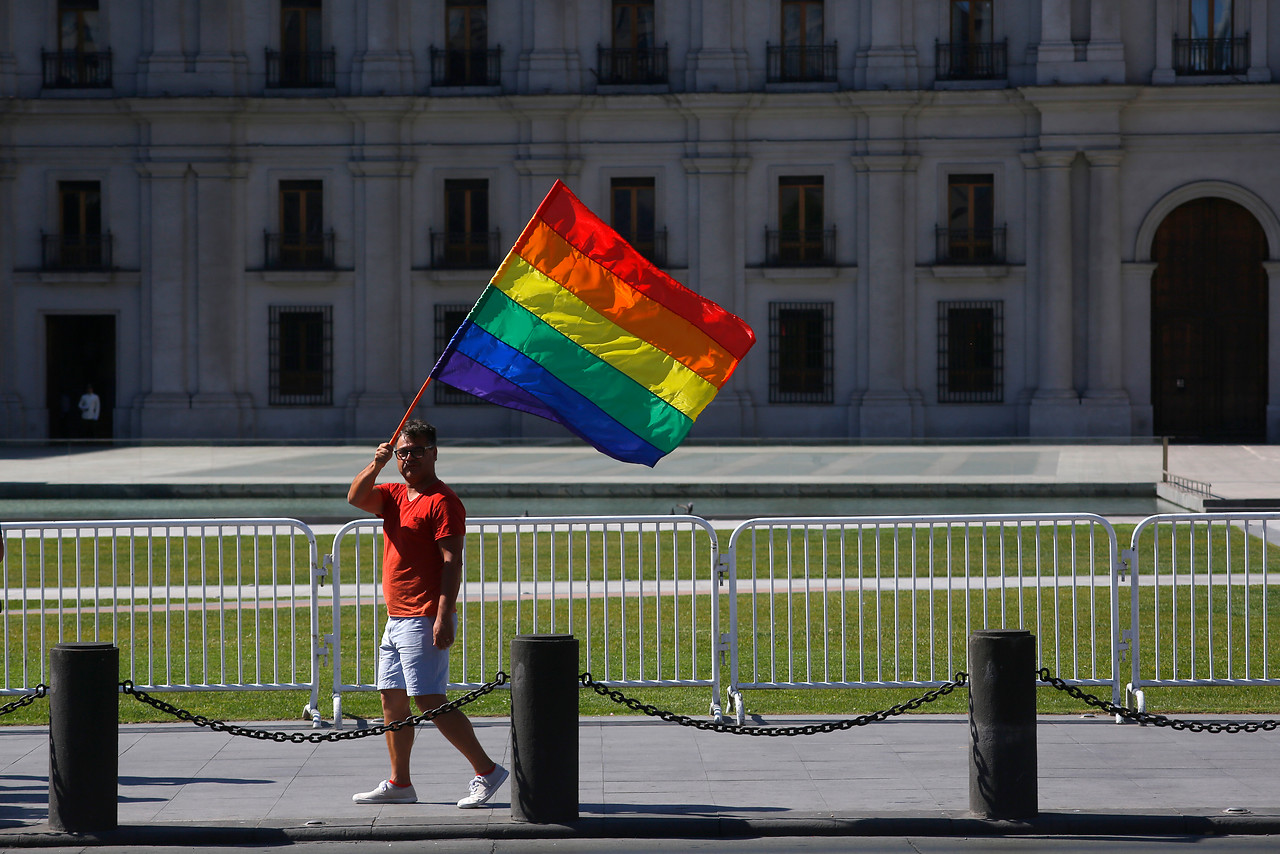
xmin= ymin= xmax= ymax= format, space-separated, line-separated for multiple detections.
xmin=348 ymin=442 xmax=394 ymax=514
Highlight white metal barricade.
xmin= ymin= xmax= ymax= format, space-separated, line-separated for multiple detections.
xmin=724 ymin=514 xmax=1123 ymax=723
xmin=1124 ymin=512 xmax=1280 ymax=712
xmin=327 ymin=515 xmax=723 ymax=727
xmin=0 ymin=518 xmax=325 ymax=723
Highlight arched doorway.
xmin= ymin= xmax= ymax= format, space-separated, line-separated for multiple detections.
xmin=1151 ymin=198 xmax=1269 ymax=441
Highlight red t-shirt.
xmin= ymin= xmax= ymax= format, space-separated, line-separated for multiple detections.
xmin=374 ymin=481 xmax=466 ymax=617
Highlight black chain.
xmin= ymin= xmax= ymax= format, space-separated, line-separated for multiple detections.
xmin=120 ymin=672 xmax=508 ymax=743
xmin=579 ymin=671 xmax=969 ymax=736
xmin=1037 ymin=668 xmax=1280 ymax=734
xmin=0 ymin=685 xmax=47 ymax=718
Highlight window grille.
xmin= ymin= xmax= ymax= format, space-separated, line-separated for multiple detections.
xmin=269 ymin=305 xmax=332 ymax=406
xmin=937 ymin=300 xmax=1003 ymax=403
xmin=769 ymin=301 xmax=833 ymax=404
xmin=434 ymin=304 xmax=483 ymax=405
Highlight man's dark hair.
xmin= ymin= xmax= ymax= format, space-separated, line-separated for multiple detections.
xmin=399 ymin=419 xmax=437 ymax=447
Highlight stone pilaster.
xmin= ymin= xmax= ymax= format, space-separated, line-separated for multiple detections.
xmin=1029 ymin=150 xmax=1082 ymax=436
xmin=1082 ymin=149 xmax=1130 ymax=435
xmin=190 ymin=160 xmax=253 ymax=435
xmin=135 ymin=162 xmax=194 ymax=435
xmin=856 ymin=152 xmax=919 ymax=438
xmin=347 ymin=158 xmax=412 ymax=439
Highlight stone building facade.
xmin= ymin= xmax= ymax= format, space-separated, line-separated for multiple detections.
xmin=2 ymin=0 xmax=1278 ymax=443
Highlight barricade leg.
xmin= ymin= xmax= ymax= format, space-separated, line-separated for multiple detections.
xmin=968 ymin=629 xmax=1037 ymax=820
xmin=510 ymin=634 xmax=578 ymax=823
xmin=49 ymin=642 xmax=118 ymax=832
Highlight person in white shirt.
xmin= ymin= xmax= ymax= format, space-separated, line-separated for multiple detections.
xmin=77 ymin=384 xmax=100 ymax=438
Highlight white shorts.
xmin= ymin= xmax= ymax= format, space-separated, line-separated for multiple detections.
xmin=376 ymin=615 xmax=453 ymax=697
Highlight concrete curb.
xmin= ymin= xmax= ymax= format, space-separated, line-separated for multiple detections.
xmin=3 ymin=812 xmax=1280 ymax=846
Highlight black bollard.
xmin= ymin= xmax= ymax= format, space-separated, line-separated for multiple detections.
xmin=968 ymin=629 xmax=1037 ymax=820
xmin=49 ymin=642 xmax=119 ymax=832
xmin=509 ymin=634 xmax=579 ymax=823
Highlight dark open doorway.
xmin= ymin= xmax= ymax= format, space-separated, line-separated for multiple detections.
xmin=1151 ymin=198 xmax=1269 ymax=441
xmin=45 ymin=314 xmax=116 ymax=440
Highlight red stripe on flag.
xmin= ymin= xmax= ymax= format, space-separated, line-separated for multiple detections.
xmin=531 ymin=180 xmax=756 ymax=360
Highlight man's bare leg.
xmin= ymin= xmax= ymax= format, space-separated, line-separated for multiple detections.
xmin=417 ymin=693 xmax=495 ymax=775
xmin=381 ymin=689 xmax=415 ymax=785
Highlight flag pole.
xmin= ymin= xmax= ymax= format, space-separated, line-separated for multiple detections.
xmin=388 ymin=376 xmax=432 ymax=446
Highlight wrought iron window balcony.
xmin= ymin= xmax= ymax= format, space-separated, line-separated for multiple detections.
xmin=1173 ymin=35 xmax=1249 ymax=75
xmin=265 ymin=48 xmax=336 ymax=88
xmin=621 ymin=229 xmax=667 ymax=267
xmin=764 ymin=228 xmax=836 ymax=267
xmin=766 ymin=42 xmax=837 ymax=83
xmin=936 ymin=226 xmax=1007 ymax=265
xmin=42 ymin=233 xmax=113 ymax=271
xmin=264 ymin=232 xmax=335 ymax=270
xmin=597 ymin=45 xmax=669 ymax=85
xmin=431 ymin=46 xmax=502 ymax=87
xmin=430 ymin=230 xmax=502 ymax=270
xmin=42 ymin=49 xmax=113 ymax=89
xmin=935 ymin=39 xmax=1008 ymax=81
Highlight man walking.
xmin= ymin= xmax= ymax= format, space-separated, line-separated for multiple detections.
xmin=347 ymin=419 xmax=508 ymax=808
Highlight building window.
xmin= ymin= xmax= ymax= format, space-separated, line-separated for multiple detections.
xmin=432 ymin=179 xmax=497 ymax=269
xmin=44 ymin=181 xmax=110 ymax=270
xmin=768 ymin=0 xmax=835 ymax=82
xmin=266 ymin=180 xmax=334 ymax=269
xmin=610 ymin=178 xmax=666 ymax=266
xmin=1176 ymin=0 xmax=1247 ymax=74
xmin=434 ymin=304 xmax=484 ymax=405
xmin=43 ymin=0 xmax=111 ymax=88
xmin=769 ymin=302 xmax=833 ymax=404
xmin=767 ymin=176 xmax=833 ymax=266
xmin=936 ymin=0 xmax=1006 ymax=80
xmin=939 ymin=174 xmax=1004 ymax=264
xmin=938 ymin=300 xmax=1003 ymax=403
xmin=599 ymin=1 xmax=667 ymax=84
xmin=270 ymin=305 xmax=332 ymax=406
xmin=432 ymin=1 xmax=500 ymax=86
xmin=268 ymin=0 xmax=334 ymax=87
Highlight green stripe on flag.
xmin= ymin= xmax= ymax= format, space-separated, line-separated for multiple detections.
xmin=471 ymin=288 xmax=692 ymax=453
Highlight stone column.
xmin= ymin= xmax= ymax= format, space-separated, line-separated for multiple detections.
xmin=863 ymin=0 xmax=917 ymax=90
xmin=1035 ymin=0 xmax=1077 ymax=80
xmin=136 ymin=163 xmax=194 ymax=435
xmin=138 ymin=0 xmax=191 ymax=94
xmin=518 ymin=0 xmax=579 ymax=93
xmin=687 ymin=0 xmax=748 ymax=91
xmin=1087 ymin=1 xmax=1126 ymax=81
xmin=683 ymin=146 xmax=753 ymax=436
xmin=352 ymin=0 xmax=413 ymax=94
xmin=1248 ymin=0 xmax=1272 ymax=82
xmin=196 ymin=0 xmax=249 ymax=93
xmin=1028 ymin=151 xmax=1080 ymax=436
xmin=348 ymin=158 xmax=411 ymax=438
xmin=1266 ymin=261 xmax=1280 ymax=441
xmin=0 ymin=162 xmax=20 ymax=434
xmin=1082 ymin=149 xmax=1130 ymax=434
xmin=190 ymin=161 xmax=252 ymax=435
xmin=1152 ymin=1 xmax=1176 ymax=84
xmin=858 ymin=153 xmax=917 ymax=438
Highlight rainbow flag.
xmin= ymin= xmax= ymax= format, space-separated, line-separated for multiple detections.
xmin=430 ymin=180 xmax=755 ymax=466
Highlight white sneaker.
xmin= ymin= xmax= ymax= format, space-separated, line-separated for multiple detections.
xmin=352 ymin=779 xmax=417 ymax=804
xmin=456 ymin=764 xmax=509 ymax=808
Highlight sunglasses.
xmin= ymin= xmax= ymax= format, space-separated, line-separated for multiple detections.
xmin=394 ymin=446 xmax=433 ymax=460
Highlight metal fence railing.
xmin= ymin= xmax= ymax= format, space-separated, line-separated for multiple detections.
xmin=327 ymin=515 xmax=722 ymax=726
xmin=1123 ymin=513 xmax=1280 ymax=712
xmin=0 ymin=518 xmax=324 ymax=722
xmin=7 ymin=511 xmax=1280 ymax=726
xmin=723 ymin=514 xmax=1122 ymax=723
